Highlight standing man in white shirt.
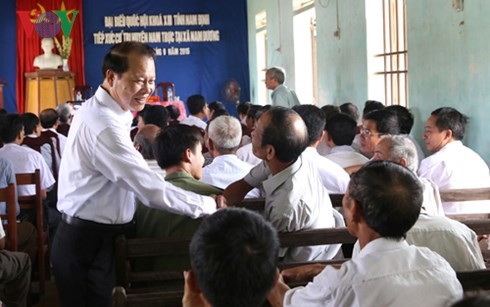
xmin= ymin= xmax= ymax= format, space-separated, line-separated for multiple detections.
xmin=418 ymin=107 xmax=490 ymax=215
xmin=180 ymin=94 xmax=209 ymax=131
xmin=265 ymin=67 xmax=300 ymax=108
xmin=51 ymin=42 xmax=224 ymax=307
xmin=268 ymin=161 xmax=463 ymax=307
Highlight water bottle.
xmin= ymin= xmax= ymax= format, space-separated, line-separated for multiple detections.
xmin=76 ymin=91 xmax=82 ymax=101
xmin=167 ymin=87 xmax=173 ymax=102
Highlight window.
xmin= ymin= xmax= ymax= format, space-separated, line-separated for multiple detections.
xmin=367 ymin=0 xmax=408 ymax=106
xmin=293 ymin=0 xmax=317 ymax=105
xmin=255 ymin=11 xmax=268 ymax=105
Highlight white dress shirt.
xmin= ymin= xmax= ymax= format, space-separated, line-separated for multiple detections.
xmin=236 ymin=143 xmax=262 ymax=166
xmin=303 ymin=147 xmax=350 ymax=194
xmin=57 ymin=87 xmax=216 ymax=224
xmin=45 ymin=128 xmax=67 ymax=156
xmin=325 ymin=145 xmax=369 ymax=169
xmin=418 ymin=141 xmax=490 ymax=214
xmin=179 ymin=115 xmax=207 ymax=130
xmin=0 ymin=143 xmax=55 ymax=196
xmin=285 ymin=238 xmax=463 ymax=307
xmin=245 ymin=157 xmax=335 ymax=262
xmin=419 ymin=177 xmax=445 ymax=217
xmin=352 ymin=214 xmax=485 ymax=271
xmin=200 ymin=154 xmax=260 ymax=198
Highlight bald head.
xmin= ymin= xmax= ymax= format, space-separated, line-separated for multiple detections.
xmin=134 ymin=124 xmax=161 ymax=159
xmin=260 ymin=107 xmax=308 ymax=163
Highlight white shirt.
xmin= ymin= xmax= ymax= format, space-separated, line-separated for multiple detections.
xmin=200 ymin=154 xmax=260 ymax=198
xmin=419 ymin=177 xmax=445 ymax=217
xmin=245 ymin=157 xmax=334 ymax=262
xmin=316 ymin=134 xmax=331 ymax=156
xmin=407 ymin=134 xmax=425 ymax=162
xmin=352 ymin=215 xmax=485 ymax=271
xmin=180 ymin=115 xmax=207 ymax=131
xmin=0 ymin=218 xmax=5 ymax=239
xmin=407 ymin=214 xmax=485 ymax=271
xmin=0 ymin=143 xmax=55 ymax=196
xmin=45 ymin=128 xmax=67 ymax=156
xmin=418 ymin=141 xmax=490 ymax=214
xmin=57 ymin=87 xmax=216 ymax=224
xmin=236 ymin=143 xmax=262 ymax=166
xmin=146 ymin=159 xmax=166 ymax=180
xmin=303 ymin=147 xmax=350 ymax=194
xmin=285 ymin=238 xmax=463 ymax=307
xmin=325 ymin=145 xmax=369 ymax=169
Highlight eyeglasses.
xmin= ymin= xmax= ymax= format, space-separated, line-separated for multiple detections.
xmin=360 ymin=127 xmax=383 ymax=137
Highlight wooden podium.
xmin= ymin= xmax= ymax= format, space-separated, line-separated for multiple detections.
xmin=25 ymin=70 xmax=75 ymax=114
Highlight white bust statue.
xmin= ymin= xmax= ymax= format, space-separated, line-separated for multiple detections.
xmin=33 ymin=37 xmax=63 ymax=70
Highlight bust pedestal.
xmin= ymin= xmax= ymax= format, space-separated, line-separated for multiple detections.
xmin=25 ymin=70 xmax=75 ymax=114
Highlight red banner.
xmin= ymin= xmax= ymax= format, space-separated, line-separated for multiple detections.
xmin=16 ymin=0 xmax=85 ymax=113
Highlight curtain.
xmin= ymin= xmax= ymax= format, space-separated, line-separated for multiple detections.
xmin=16 ymin=0 xmax=84 ymax=113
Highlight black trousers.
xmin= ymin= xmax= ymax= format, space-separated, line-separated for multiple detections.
xmin=51 ymin=215 xmax=134 ymax=307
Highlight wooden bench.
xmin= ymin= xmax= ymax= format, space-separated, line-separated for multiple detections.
xmin=239 ymin=187 xmax=490 ymax=212
xmin=113 ymin=187 xmax=490 ymax=306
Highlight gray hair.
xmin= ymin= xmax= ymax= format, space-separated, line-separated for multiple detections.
xmin=266 ymin=67 xmax=285 ymax=84
xmin=55 ymin=103 xmax=73 ymax=123
xmin=382 ymin=135 xmax=419 ymax=173
xmin=208 ymin=115 xmax=242 ymax=154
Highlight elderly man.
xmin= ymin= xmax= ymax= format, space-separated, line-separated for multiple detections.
xmin=268 ymin=161 xmax=463 ymax=307
xmin=369 ymin=135 xmax=485 ymax=271
xmin=201 ymin=115 xmax=260 ymax=198
xmin=265 ymin=67 xmax=300 ymax=108
xmin=224 ymin=106 xmax=335 ymax=262
xmin=418 ymin=107 xmax=490 ymax=215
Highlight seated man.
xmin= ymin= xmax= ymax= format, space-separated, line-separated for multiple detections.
xmin=268 ymin=161 xmax=463 ymax=307
xmin=325 ymin=112 xmax=369 ymax=169
xmin=133 ymin=124 xmax=165 ymax=178
xmin=236 ymin=105 xmax=269 ymax=166
xmin=39 ymin=108 xmax=67 ymax=157
xmin=21 ymin=112 xmax=59 ymax=176
xmin=369 ymin=135 xmax=484 ymax=271
xmin=292 ymin=105 xmax=350 ymax=193
xmin=418 ymin=107 xmax=490 ymax=215
xmin=359 ymin=109 xmax=400 ymax=158
xmin=0 ymin=219 xmax=32 ymax=307
xmin=201 ymin=115 xmax=260 ymax=198
xmin=0 ymin=114 xmax=55 ymax=200
xmin=224 ymin=107 xmax=335 ymax=262
xmin=134 ymin=124 xmax=222 ymax=271
xmin=55 ymin=103 xmax=73 ymax=137
xmin=385 ymin=105 xmax=425 ymax=161
xmin=183 ymin=208 xmax=279 ymax=307
xmin=180 ymin=94 xmax=209 ymax=131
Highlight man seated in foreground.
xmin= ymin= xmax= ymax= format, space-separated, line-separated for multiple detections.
xmin=367 ymin=135 xmax=485 ymax=271
xmin=134 ymin=124 xmax=222 ymax=271
xmin=268 ymin=161 xmax=463 ymax=307
xmin=183 ymin=207 xmax=280 ymax=307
